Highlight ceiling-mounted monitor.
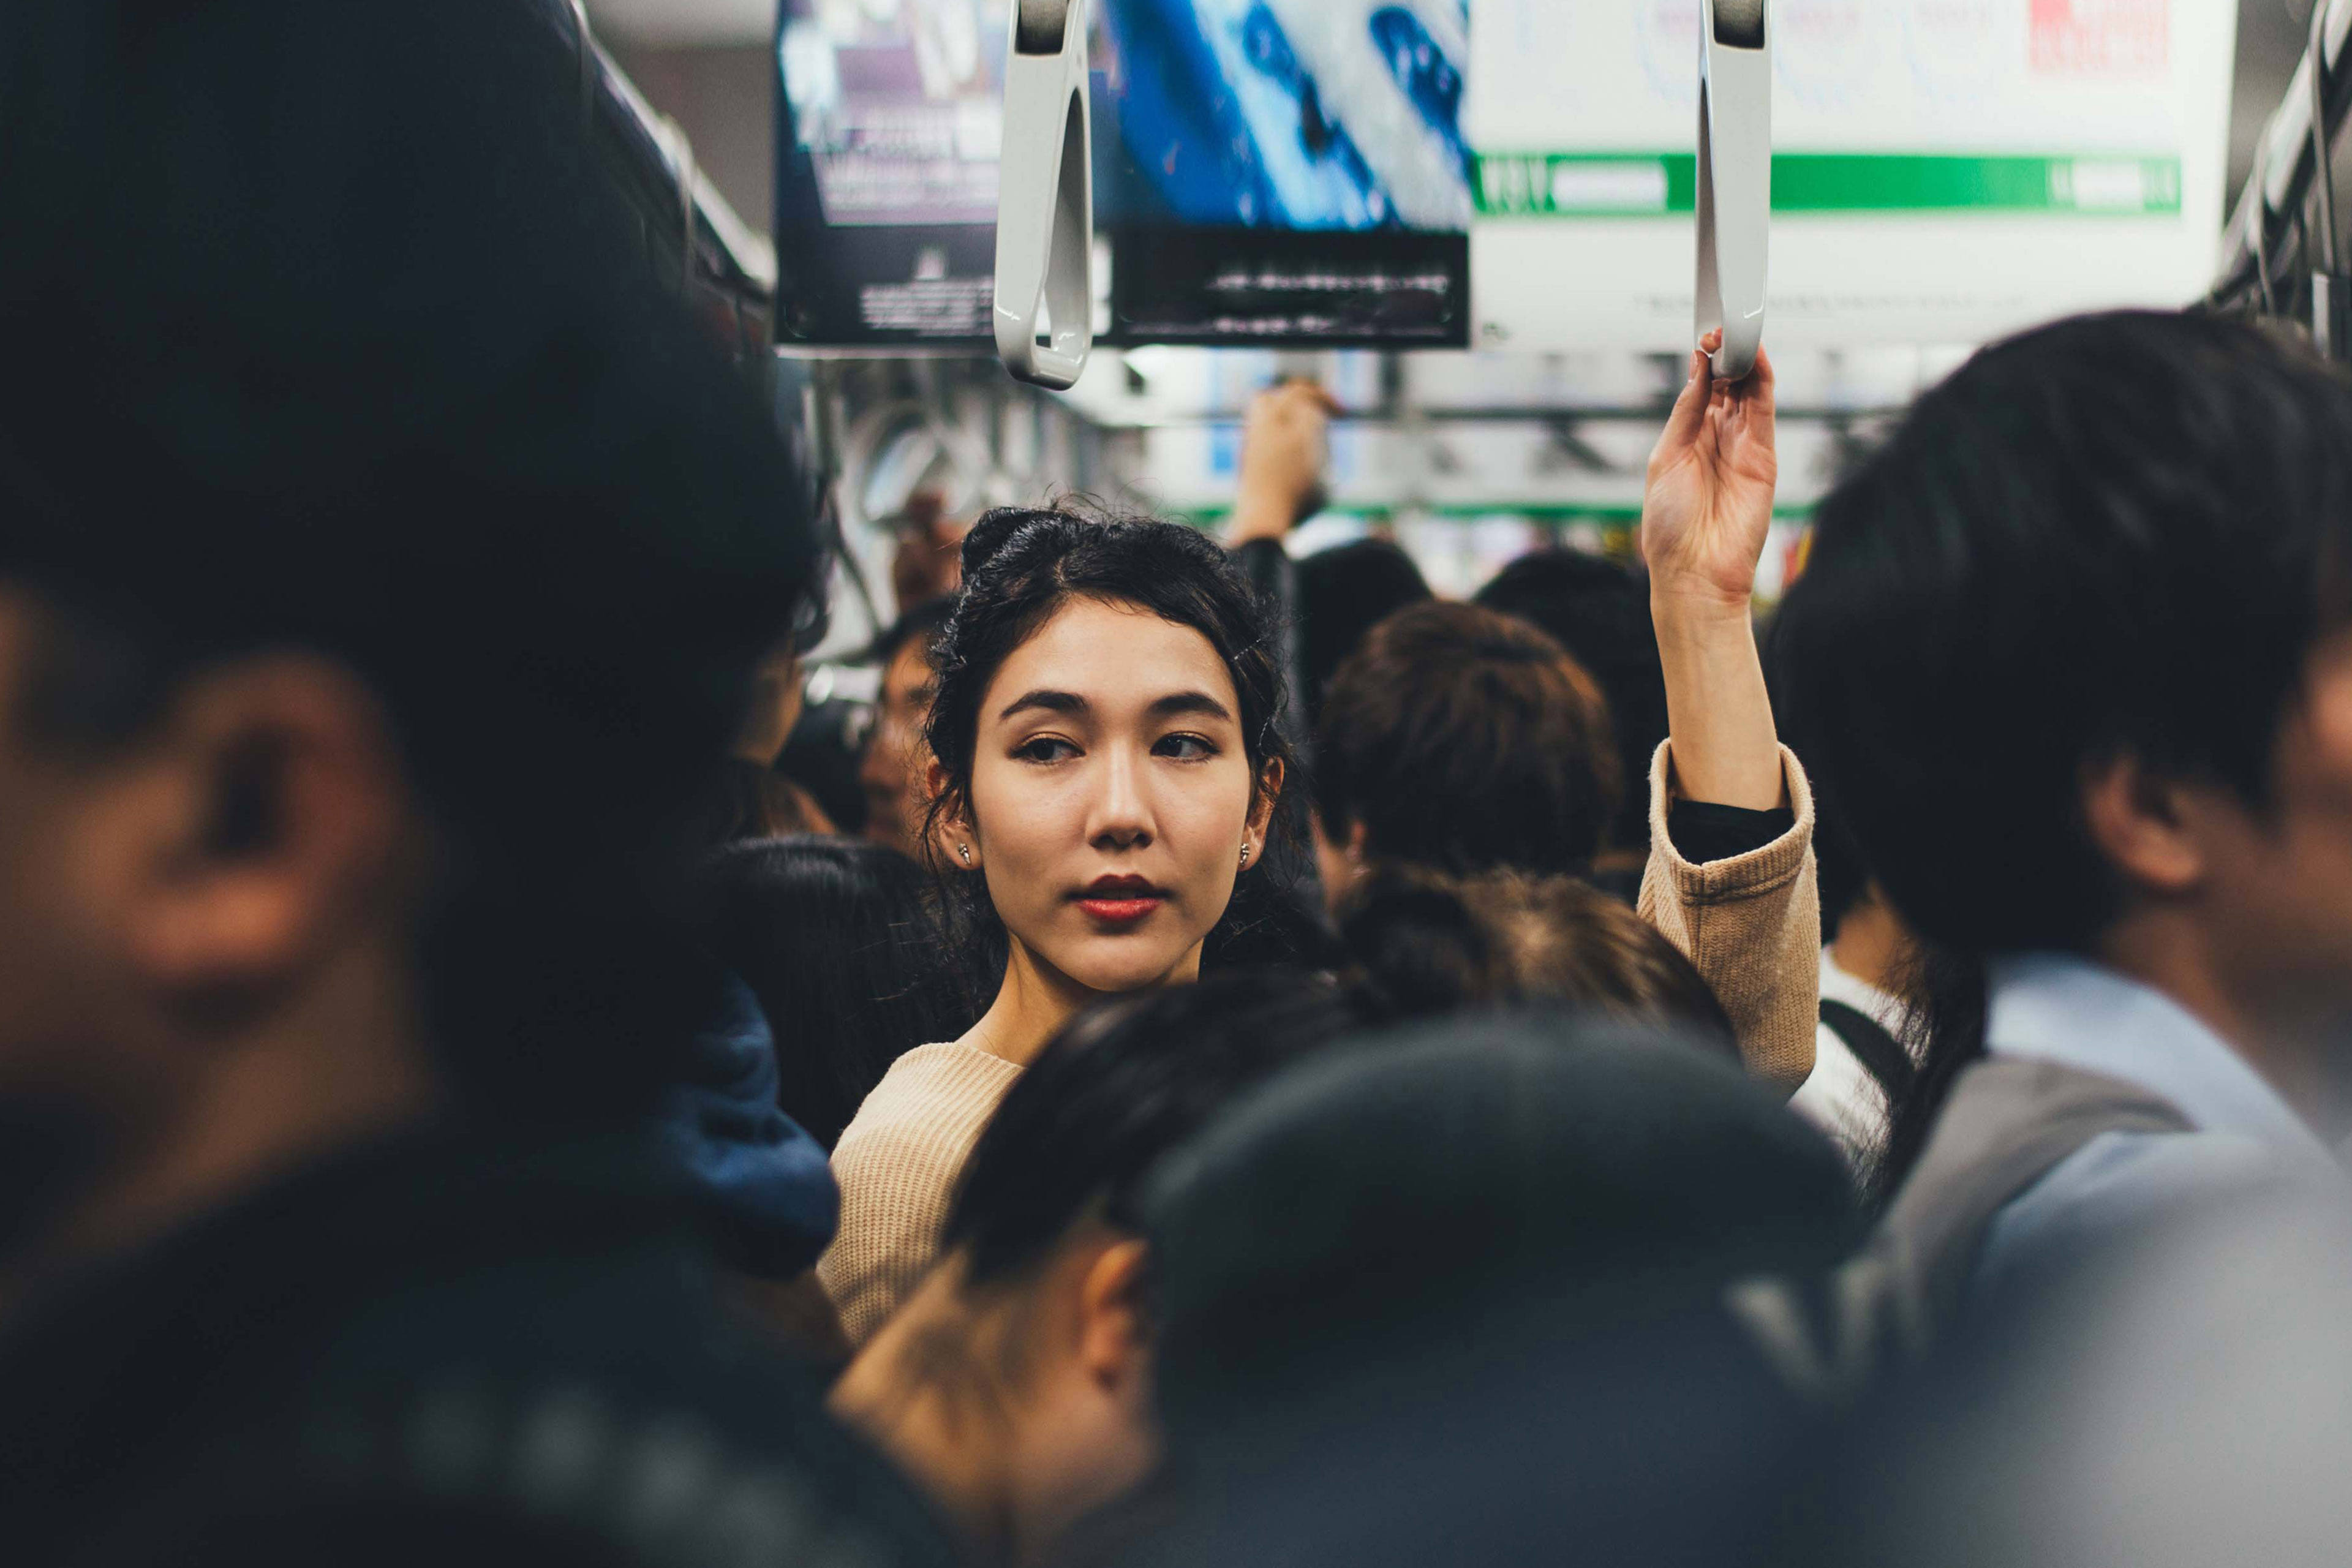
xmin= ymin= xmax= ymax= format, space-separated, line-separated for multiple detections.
xmin=773 ymin=0 xmax=1472 ymax=350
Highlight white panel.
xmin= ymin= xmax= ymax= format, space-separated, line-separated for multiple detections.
xmin=1468 ymin=0 xmax=2241 ymax=350
xmin=587 ymin=0 xmax=775 ymax=47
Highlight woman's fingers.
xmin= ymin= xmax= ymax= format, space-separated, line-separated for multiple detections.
xmin=1655 ymin=346 xmax=1715 ymax=465
xmin=1729 ymin=346 xmax=1778 ymax=456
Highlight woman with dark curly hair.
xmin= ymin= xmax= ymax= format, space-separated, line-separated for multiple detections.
xmin=818 ymin=506 xmax=1298 ymax=1343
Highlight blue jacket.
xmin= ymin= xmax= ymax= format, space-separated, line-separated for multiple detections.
xmin=651 ymin=977 xmax=841 ymax=1278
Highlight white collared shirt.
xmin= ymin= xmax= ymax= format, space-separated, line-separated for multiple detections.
xmin=1977 ymin=954 xmax=2347 ymax=1292
xmin=1791 ymin=949 xmax=1912 ymax=1172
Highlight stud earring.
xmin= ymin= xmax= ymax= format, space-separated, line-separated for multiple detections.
xmin=1240 ymin=843 xmax=1251 ymax=867
xmin=958 ymin=845 xmax=972 ymax=865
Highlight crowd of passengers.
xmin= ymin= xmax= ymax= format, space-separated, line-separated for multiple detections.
xmin=4 ymin=4 xmax=2351 ymax=1566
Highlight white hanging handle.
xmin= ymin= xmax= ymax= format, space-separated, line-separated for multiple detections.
xmin=995 ymin=0 xmax=1094 ymax=390
xmin=1696 ymin=0 xmax=1770 ymax=381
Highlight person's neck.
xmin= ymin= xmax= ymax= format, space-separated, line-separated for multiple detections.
xmin=2100 ymin=913 xmax=2352 ymax=1142
xmin=1830 ymin=897 xmax=1915 ymax=1000
xmin=0 ymin=944 xmax=441 ymax=1322
xmin=963 ymin=941 xmax=1204 ymax=1068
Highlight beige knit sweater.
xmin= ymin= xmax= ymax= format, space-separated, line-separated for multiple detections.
xmin=1637 ymin=741 xmax=1821 ymax=1093
xmin=818 ymin=1041 xmax=1025 ymax=1346
xmin=820 ymin=745 xmax=1822 ymax=1346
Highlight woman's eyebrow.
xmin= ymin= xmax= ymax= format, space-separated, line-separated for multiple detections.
xmin=998 ymin=689 xmax=1088 ymax=722
xmin=1149 ymin=691 xmax=1234 ymax=722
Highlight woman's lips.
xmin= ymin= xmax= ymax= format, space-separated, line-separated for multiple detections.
xmin=1077 ymin=878 xmax=1165 ymax=924
xmin=1077 ymin=895 xmax=1164 ymax=924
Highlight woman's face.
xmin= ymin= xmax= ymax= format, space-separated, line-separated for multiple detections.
xmin=957 ymin=598 xmax=1272 ymax=995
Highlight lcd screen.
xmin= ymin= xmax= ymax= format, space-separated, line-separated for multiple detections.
xmin=772 ymin=0 xmax=1472 ymax=349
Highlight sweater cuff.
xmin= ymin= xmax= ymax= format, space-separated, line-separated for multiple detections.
xmin=1647 ymin=741 xmax=1816 ymax=902
xmin=1667 ymin=801 xmax=1796 ymax=865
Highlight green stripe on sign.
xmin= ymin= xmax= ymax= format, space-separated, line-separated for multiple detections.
xmin=1474 ymin=153 xmax=2183 ymax=218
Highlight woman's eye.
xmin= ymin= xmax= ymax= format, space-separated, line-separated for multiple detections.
xmin=1156 ymin=733 xmax=1219 ymax=761
xmin=1014 ymin=737 xmax=1079 ymax=764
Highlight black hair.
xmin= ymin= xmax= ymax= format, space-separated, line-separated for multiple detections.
xmin=1294 ymin=539 xmax=1433 ymax=736
xmin=921 ymin=504 xmax=1299 ymax=974
xmin=1869 ymin=944 xmax=1989 ymax=1210
xmin=1476 ymin=550 xmax=1666 ymax=855
xmin=1316 ymin=601 xmax=1621 ymax=874
xmin=0 ymin=0 xmax=818 ymax=1128
xmin=1760 ymin=619 xmax=1874 ymax=940
xmin=692 ymin=837 xmax=977 ymax=1149
xmin=1775 ymin=311 xmax=2352 ymax=959
xmin=940 ymin=970 xmax=1362 ymax=1291
xmin=1337 ymin=864 xmax=1735 ymax=1050
xmin=1808 ymin=792 xmax=1875 ymax=941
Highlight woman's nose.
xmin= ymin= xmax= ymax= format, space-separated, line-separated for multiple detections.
xmin=1086 ymin=745 xmax=1154 ymax=850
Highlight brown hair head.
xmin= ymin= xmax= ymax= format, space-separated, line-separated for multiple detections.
xmin=1338 ymin=864 xmax=1733 ymax=1049
xmin=1315 ymin=601 xmax=1622 ymax=875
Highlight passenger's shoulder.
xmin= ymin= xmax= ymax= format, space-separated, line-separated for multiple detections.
xmin=840 ymin=1045 xmax=1020 ymax=1144
xmin=1980 ymin=1128 xmax=2284 ymax=1291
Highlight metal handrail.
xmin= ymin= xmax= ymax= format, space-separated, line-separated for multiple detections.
xmin=2211 ymin=0 xmax=2352 ymax=311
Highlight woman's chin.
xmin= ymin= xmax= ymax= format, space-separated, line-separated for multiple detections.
xmin=1052 ymin=938 xmax=1200 ymax=996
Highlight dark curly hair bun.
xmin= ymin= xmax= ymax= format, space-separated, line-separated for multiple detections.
xmin=957 ymin=507 xmax=1042 ymax=580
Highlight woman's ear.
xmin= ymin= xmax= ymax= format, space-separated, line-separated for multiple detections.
xmin=1245 ymin=757 xmax=1285 ymax=858
xmin=927 ymin=759 xmax=981 ymax=872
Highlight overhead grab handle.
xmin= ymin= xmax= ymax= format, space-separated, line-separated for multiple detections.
xmin=995 ymin=0 xmax=1095 ymax=390
xmin=1696 ymin=0 xmax=1770 ymax=380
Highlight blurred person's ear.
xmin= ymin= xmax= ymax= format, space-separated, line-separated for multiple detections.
xmin=113 ymin=655 xmax=413 ymax=1012
xmin=1074 ymin=1236 xmax=1150 ymax=1396
xmin=2079 ymin=750 xmax=2206 ymax=899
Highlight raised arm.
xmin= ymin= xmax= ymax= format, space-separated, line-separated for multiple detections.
xmin=1635 ymin=334 xmax=1819 ymax=1092
xmin=1642 ymin=333 xmax=1785 ymax=807
xmin=1227 ymin=379 xmax=1341 ymax=546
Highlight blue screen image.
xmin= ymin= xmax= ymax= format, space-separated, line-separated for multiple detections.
xmin=1098 ymin=0 xmax=1472 ymax=233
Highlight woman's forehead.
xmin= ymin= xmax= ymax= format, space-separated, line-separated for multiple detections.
xmin=984 ymin=598 xmax=1238 ymax=718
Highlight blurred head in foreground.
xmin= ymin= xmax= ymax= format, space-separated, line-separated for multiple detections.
xmin=830 ymin=972 xmax=1360 ymax=1562
xmin=0 ymin=0 xmax=818 ymax=1282
xmin=1126 ymin=1015 xmax=1858 ymax=1567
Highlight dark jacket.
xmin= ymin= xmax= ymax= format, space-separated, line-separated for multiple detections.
xmin=652 ymin=976 xmax=842 ymax=1278
xmin=0 ymin=1130 xmax=959 ymax=1568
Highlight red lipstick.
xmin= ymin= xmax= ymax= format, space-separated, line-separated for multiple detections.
xmin=1076 ymin=874 xmax=1166 ymax=925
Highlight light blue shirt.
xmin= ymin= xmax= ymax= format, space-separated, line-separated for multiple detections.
xmin=1977 ymin=955 xmax=2348 ymax=1295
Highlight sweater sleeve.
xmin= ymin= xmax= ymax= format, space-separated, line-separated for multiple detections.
xmin=1637 ymin=741 xmax=1821 ymax=1095
xmin=816 ymin=1047 xmax=1023 ymax=1348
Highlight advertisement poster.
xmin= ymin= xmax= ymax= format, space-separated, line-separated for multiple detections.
xmin=773 ymin=0 xmax=1473 ymax=348
xmin=1467 ymin=0 xmax=2236 ymax=349
xmin=771 ymin=0 xmax=1009 ymax=344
